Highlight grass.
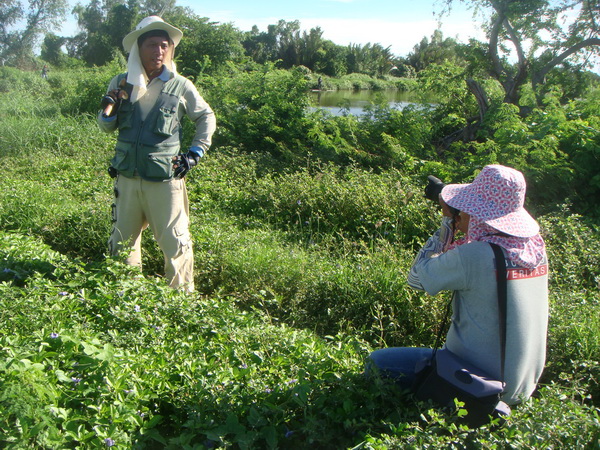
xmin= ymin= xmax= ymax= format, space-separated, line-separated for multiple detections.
xmin=0 ymin=66 xmax=598 ymax=448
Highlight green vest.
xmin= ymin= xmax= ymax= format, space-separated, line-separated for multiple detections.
xmin=111 ymin=73 xmax=188 ymax=182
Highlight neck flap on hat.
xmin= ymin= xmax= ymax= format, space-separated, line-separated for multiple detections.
xmin=450 ymin=215 xmax=546 ymax=270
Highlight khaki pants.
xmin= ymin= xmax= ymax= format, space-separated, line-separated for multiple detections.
xmin=109 ymin=175 xmax=194 ymax=291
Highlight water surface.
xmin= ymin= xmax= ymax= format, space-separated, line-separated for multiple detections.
xmin=309 ymin=89 xmax=426 ymax=116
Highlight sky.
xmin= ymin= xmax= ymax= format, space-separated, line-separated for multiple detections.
xmin=61 ymin=0 xmax=487 ymax=58
xmin=187 ymin=0 xmax=487 ymax=57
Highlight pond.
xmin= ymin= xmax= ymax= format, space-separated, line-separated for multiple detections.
xmin=308 ymin=89 xmax=428 ymax=116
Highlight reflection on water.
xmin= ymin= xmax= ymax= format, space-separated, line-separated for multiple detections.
xmin=308 ymin=89 xmax=428 ymax=116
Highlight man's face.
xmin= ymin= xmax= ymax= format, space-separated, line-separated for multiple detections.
xmin=139 ymin=35 xmax=170 ymax=76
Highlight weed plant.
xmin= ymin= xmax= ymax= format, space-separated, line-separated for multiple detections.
xmin=0 ymin=65 xmax=598 ymax=448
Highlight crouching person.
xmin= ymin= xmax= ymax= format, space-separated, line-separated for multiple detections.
xmin=367 ymin=165 xmax=549 ymax=408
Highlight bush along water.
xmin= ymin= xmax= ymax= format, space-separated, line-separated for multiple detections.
xmin=0 ymin=64 xmax=598 ymax=448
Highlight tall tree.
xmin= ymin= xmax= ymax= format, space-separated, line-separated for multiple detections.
xmin=167 ymin=9 xmax=246 ymax=76
xmin=346 ymin=42 xmax=394 ymax=77
xmin=40 ymin=32 xmax=66 ymax=65
xmin=443 ymin=0 xmax=600 ymax=108
xmin=243 ymin=20 xmax=331 ymax=71
xmin=0 ymin=0 xmax=68 ymax=67
xmin=407 ymin=29 xmax=467 ymax=71
xmin=71 ymin=0 xmax=138 ymax=66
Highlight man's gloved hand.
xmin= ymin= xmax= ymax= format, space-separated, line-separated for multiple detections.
xmin=172 ymin=151 xmax=201 ymax=179
xmin=101 ymin=90 xmax=122 ymax=118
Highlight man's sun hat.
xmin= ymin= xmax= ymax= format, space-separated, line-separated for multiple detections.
xmin=440 ymin=164 xmax=539 ymax=238
xmin=123 ymin=16 xmax=183 ymax=52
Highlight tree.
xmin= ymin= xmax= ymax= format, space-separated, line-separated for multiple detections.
xmin=242 ymin=20 xmax=335 ymax=73
xmin=0 ymin=0 xmax=68 ymax=67
xmin=432 ymin=0 xmax=600 ymax=151
xmin=71 ymin=0 xmax=138 ymax=66
xmin=346 ymin=42 xmax=394 ymax=77
xmin=443 ymin=0 xmax=600 ymax=109
xmin=406 ymin=29 xmax=468 ymax=71
xmin=315 ymin=39 xmax=347 ymax=76
xmin=40 ymin=32 xmax=66 ymax=65
xmin=166 ymin=9 xmax=246 ymax=76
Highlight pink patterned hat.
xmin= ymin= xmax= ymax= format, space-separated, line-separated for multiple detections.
xmin=441 ymin=165 xmax=539 ymax=238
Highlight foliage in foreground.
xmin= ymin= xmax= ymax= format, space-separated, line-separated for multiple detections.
xmin=0 ymin=65 xmax=599 ymax=448
xmin=0 ymin=232 xmax=598 ymax=448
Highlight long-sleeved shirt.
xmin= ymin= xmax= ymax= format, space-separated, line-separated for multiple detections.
xmin=408 ymin=217 xmax=549 ymax=405
xmin=98 ymin=67 xmax=216 ymax=157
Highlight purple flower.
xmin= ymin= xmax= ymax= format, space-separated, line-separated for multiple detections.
xmin=104 ymin=438 xmax=115 ymax=447
xmin=58 ymin=291 xmax=68 ymax=296
xmin=71 ymin=377 xmax=82 ymax=384
xmin=265 ymin=388 xmax=272 ymax=393
xmin=285 ymin=429 xmax=295 ymax=438
xmin=134 ymin=305 xmax=141 ymax=312
xmin=287 ymin=379 xmax=298 ymax=385
xmin=50 ymin=332 xmax=59 ymax=339
xmin=240 ymin=364 xmax=248 ymax=369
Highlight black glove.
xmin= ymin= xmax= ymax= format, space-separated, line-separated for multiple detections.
xmin=172 ymin=151 xmax=200 ymax=179
xmin=100 ymin=90 xmax=121 ymax=118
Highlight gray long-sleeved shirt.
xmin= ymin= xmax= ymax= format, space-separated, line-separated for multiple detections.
xmin=409 ymin=218 xmax=549 ymax=405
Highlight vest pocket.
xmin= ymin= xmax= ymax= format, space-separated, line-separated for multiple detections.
xmin=154 ymin=107 xmax=177 ymax=136
xmin=111 ymin=143 xmax=134 ymax=175
xmin=145 ymin=151 xmax=175 ymax=179
xmin=117 ymin=101 xmax=134 ymax=130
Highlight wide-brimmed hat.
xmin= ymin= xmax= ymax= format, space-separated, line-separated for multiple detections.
xmin=440 ymin=165 xmax=539 ymax=238
xmin=122 ymin=16 xmax=183 ymax=52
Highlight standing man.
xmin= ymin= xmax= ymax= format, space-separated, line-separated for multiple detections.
xmin=98 ymin=16 xmax=216 ymax=292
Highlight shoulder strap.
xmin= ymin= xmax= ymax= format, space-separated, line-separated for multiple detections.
xmin=430 ymin=243 xmax=509 ymax=384
xmin=490 ymin=243 xmax=508 ymax=383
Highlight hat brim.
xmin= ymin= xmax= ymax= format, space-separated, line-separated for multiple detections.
xmin=441 ymin=183 xmax=539 ymax=238
xmin=123 ymin=21 xmax=183 ymax=52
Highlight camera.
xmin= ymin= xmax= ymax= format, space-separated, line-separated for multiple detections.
xmin=424 ymin=175 xmax=460 ymax=217
xmin=424 ymin=175 xmax=445 ymax=202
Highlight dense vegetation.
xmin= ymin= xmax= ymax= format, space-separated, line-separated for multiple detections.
xmin=0 ymin=55 xmax=598 ymax=448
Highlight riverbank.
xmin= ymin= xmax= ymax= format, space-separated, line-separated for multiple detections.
xmin=308 ymin=72 xmax=418 ymax=92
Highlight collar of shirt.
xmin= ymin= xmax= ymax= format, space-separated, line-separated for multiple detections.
xmin=156 ymin=66 xmax=172 ymax=83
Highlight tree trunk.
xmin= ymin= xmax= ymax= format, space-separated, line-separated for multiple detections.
xmin=435 ymin=79 xmax=489 ymax=154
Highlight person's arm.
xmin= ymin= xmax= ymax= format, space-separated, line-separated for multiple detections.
xmin=172 ymin=80 xmax=217 ymax=179
xmin=183 ymin=80 xmax=216 ymax=155
xmin=407 ymin=216 xmax=455 ymax=291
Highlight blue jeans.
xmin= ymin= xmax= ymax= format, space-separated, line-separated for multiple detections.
xmin=366 ymin=347 xmax=434 ymax=389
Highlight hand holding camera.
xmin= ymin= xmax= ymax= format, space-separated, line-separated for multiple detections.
xmin=424 ymin=175 xmax=460 ymax=218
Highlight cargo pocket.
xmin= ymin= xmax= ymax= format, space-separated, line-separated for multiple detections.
xmin=173 ymin=225 xmax=192 ymax=259
xmin=111 ymin=142 xmax=134 ymax=175
xmin=145 ymin=151 xmax=175 ymax=180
